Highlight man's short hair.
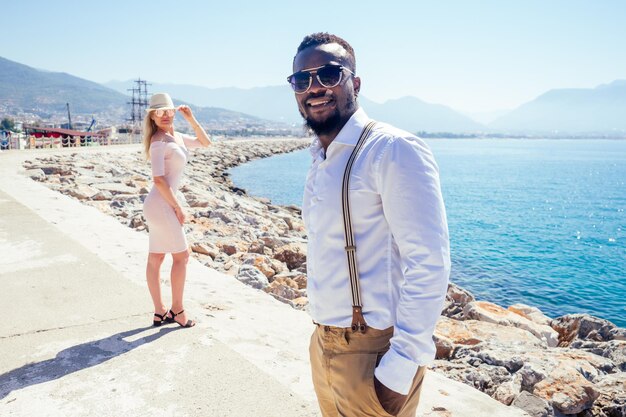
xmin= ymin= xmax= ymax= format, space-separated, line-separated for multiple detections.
xmin=296 ymin=32 xmax=356 ymax=72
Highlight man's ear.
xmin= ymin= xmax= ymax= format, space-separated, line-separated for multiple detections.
xmin=353 ymin=76 xmax=361 ymax=96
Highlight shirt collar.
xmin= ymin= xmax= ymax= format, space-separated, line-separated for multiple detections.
xmin=308 ymin=108 xmax=370 ymax=157
xmin=333 ymin=108 xmax=370 ymax=147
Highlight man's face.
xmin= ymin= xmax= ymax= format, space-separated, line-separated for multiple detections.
xmin=291 ymin=43 xmax=360 ymax=137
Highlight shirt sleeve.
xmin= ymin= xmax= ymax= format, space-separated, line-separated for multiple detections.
xmin=373 ymin=136 xmax=451 ymax=395
xmin=181 ymin=133 xmax=203 ymax=149
xmin=149 ymin=141 xmax=166 ymax=177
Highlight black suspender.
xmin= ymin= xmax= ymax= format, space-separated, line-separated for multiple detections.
xmin=341 ymin=121 xmax=376 ymax=333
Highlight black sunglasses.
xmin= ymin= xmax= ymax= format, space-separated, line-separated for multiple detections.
xmin=287 ymin=64 xmax=355 ymax=94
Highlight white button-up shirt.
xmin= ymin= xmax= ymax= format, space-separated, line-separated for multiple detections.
xmin=302 ymin=108 xmax=451 ymax=395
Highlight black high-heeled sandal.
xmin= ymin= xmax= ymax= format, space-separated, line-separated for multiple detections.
xmin=171 ymin=309 xmax=195 ymax=328
xmin=153 ymin=309 xmax=174 ymax=326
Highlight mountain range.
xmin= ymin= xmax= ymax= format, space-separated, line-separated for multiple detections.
xmin=489 ymin=80 xmax=626 ymax=133
xmin=2 ymin=55 xmax=625 ymax=135
xmin=0 ymin=57 xmax=265 ymax=127
xmin=105 ymin=80 xmax=486 ymax=133
xmin=103 ymin=79 xmax=626 ymax=135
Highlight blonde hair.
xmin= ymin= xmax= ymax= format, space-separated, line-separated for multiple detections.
xmin=142 ymin=111 xmax=158 ymax=160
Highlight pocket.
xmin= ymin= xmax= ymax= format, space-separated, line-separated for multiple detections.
xmin=365 ymin=353 xmax=395 ymax=417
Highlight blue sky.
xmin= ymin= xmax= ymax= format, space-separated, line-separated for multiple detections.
xmin=2 ymin=0 xmax=625 ymax=114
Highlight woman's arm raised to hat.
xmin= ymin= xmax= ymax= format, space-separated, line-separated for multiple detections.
xmin=177 ymin=105 xmax=211 ymax=147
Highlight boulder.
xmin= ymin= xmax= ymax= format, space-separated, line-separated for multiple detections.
xmin=435 ymin=316 xmax=545 ymax=350
xmin=533 ymin=367 xmax=600 ymax=414
xmin=190 ymin=242 xmax=220 ymax=258
xmin=493 ymin=374 xmax=522 ymax=406
xmin=235 ymin=265 xmax=269 ymax=289
xmin=442 ymin=283 xmax=475 ymax=318
xmin=511 ymin=391 xmax=554 ymax=417
xmin=590 ymin=373 xmax=626 ymax=417
xmin=464 ymin=301 xmax=559 ymax=347
xmin=129 ymin=215 xmax=144 ymax=229
xmin=95 ymin=182 xmax=136 ymax=195
xmin=24 ymin=168 xmax=46 ymax=181
xmin=32 ymin=164 xmax=73 ymax=176
xmin=66 ymin=184 xmax=98 ymax=200
xmin=551 ymin=314 xmax=621 ymax=346
xmin=91 ymin=190 xmax=113 ymax=201
xmin=569 ymin=340 xmax=626 ymax=371
xmin=248 ymin=240 xmax=266 ymax=254
xmin=509 ymin=304 xmax=553 ymax=326
xmin=242 ymin=254 xmax=276 ymax=279
xmin=273 ymin=242 xmax=307 ymax=270
xmin=264 ymin=280 xmax=301 ymax=301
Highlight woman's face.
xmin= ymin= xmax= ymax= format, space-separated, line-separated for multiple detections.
xmin=151 ymin=108 xmax=176 ymax=131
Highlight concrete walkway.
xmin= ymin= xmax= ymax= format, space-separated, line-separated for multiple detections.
xmin=0 ymin=147 xmax=530 ymax=417
xmin=0 ymin=149 xmax=319 ymax=416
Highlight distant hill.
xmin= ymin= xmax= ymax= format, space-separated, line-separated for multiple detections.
xmin=359 ymin=96 xmax=486 ymax=133
xmin=106 ymin=81 xmax=302 ymax=125
xmin=107 ymin=80 xmax=486 ymax=133
xmin=490 ymin=80 xmax=626 ymax=133
xmin=106 ymin=81 xmax=301 ymax=125
xmin=0 ymin=56 xmax=128 ymax=118
xmin=0 ymin=56 xmax=268 ymax=126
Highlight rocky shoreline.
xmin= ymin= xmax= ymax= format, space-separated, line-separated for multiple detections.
xmin=23 ymin=139 xmax=625 ymax=417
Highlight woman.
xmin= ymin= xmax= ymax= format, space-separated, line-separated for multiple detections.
xmin=142 ymin=92 xmax=211 ymax=328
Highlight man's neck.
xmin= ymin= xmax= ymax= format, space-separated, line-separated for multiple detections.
xmin=318 ymin=108 xmax=358 ymax=151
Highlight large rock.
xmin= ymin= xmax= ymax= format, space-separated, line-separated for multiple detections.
xmin=442 ymin=282 xmax=475 ymax=318
xmin=551 ymin=314 xmax=623 ymax=347
xmin=190 ymin=242 xmax=219 ymax=258
xmin=589 ymin=373 xmax=626 ymax=417
xmin=264 ymin=280 xmax=301 ymax=301
xmin=509 ymin=304 xmax=553 ymax=326
xmin=95 ymin=182 xmax=136 ymax=195
xmin=31 ymin=164 xmax=73 ymax=176
xmin=511 ymin=391 xmax=554 ymax=417
xmin=464 ymin=301 xmax=559 ymax=347
xmin=533 ymin=367 xmax=600 ymax=414
xmin=235 ymin=265 xmax=269 ymax=289
xmin=91 ymin=190 xmax=113 ymax=201
xmin=273 ymin=242 xmax=307 ymax=270
xmin=242 ymin=254 xmax=276 ymax=279
xmin=435 ymin=316 xmax=545 ymax=350
xmin=493 ymin=375 xmax=522 ymax=406
xmin=569 ymin=340 xmax=626 ymax=372
xmin=66 ymin=184 xmax=98 ymax=200
xmin=24 ymin=168 xmax=46 ymax=181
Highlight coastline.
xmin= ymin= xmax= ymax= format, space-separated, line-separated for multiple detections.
xmin=19 ymin=139 xmax=626 ymax=416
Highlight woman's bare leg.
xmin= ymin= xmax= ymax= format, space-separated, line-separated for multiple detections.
xmin=146 ymin=252 xmax=168 ymax=316
xmin=170 ymin=249 xmax=194 ymax=325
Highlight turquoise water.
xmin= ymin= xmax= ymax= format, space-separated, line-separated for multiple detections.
xmin=229 ymin=139 xmax=626 ymax=327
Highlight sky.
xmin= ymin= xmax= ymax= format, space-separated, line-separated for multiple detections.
xmin=2 ymin=0 xmax=626 ymax=114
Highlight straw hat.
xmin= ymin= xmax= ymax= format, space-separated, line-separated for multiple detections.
xmin=147 ymin=93 xmax=175 ymax=111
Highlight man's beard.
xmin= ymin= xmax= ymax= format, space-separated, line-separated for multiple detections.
xmin=302 ymin=95 xmax=356 ymax=137
xmin=303 ymin=108 xmax=342 ymax=136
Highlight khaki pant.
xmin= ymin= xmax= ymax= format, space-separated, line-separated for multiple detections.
xmin=309 ymin=325 xmax=426 ymax=417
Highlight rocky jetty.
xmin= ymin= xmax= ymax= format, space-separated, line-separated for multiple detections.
xmin=23 ymin=139 xmax=625 ymax=417
xmin=436 ymin=284 xmax=625 ymax=417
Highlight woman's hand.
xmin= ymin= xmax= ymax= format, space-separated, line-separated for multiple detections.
xmin=177 ymin=105 xmax=196 ymax=124
xmin=178 ymin=104 xmax=211 ymax=147
xmin=173 ymin=205 xmax=186 ymax=225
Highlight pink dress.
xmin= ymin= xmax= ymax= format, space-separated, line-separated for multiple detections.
xmin=143 ymin=130 xmax=202 ymax=253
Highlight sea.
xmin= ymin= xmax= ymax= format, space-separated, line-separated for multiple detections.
xmin=229 ymin=139 xmax=626 ymax=327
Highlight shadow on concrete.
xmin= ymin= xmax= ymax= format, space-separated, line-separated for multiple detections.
xmin=0 ymin=325 xmax=177 ymax=400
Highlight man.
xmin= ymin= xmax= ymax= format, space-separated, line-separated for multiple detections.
xmin=288 ymin=33 xmax=451 ymax=417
